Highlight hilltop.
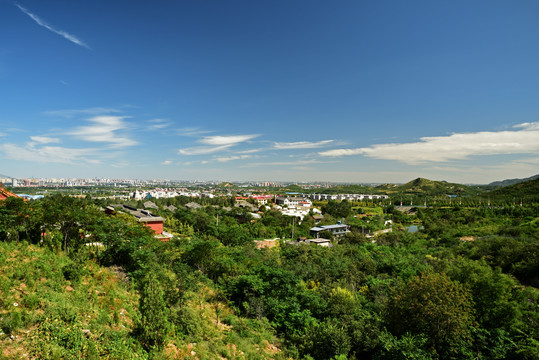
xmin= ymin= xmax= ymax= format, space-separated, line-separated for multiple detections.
xmin=486 ymin=177 xmax=539 ymax=202
xmin=377 ymin=177 xmax=483 ymax=196
xmin=488 ymin=174 xmax=539 ymax=188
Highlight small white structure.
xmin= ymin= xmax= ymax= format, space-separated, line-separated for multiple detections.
xmin=310 ymin=224 xmax=349 ymax=238
xmin=275 ymin=197 xmax=312 ymax=207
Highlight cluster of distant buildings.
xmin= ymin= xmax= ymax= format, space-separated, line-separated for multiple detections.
xmin=130 ymin=189 xmax=218 ymax=200
xmin=303 ymin=193 xmax=389 ymax=201
xmin=2 ymin=180 xmax=390 ymax=249
xmin=0 ymin=177 xmax=216 ymax=188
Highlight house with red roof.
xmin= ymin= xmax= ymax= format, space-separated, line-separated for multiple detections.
xmin=0 ymin=184 xmax=22 ymax=201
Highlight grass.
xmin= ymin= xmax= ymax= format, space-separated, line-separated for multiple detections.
xmin=164 ymin=284 xmax=286 ymax=359
xmin=0 ymin=241 xmax=289 ymax=359
xmin=0 ymin=241 xmax=144 ymax=359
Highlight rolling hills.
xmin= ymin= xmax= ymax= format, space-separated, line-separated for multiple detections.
xmin=377 ymin=177 xmax=484 ymax=196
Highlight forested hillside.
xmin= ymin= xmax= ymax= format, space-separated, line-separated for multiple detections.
xmin=1 ymin=193 xmax=538 ymax=359
xmin=486 ymin=178 xmax=539 ymax=203
xmin=378 ymin=177 xmax=482 ymax=196
xmin=488 ymin=174 xmax=539 ymax=188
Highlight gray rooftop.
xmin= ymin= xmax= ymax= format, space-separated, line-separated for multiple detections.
xmin=310 ymin=224 xmax=348 ymax=231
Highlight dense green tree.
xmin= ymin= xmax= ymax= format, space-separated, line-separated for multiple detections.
xmin=322 ymin=200 xmax=352 ymax=219
xmin=40 ymin=195 xmax=95 ymax=254
xmin=0 ymin=197 xmax=32 ymax=242
xmin=387 ymin=272 xmax=476 ymax=358
xmin=297 ymin=318 xmax=351 ymax=359
xmin=339 ymin=230 xmax=368 ymax=245
xmin=135 ymin=269 xmax=171 ymax=350
xmin=374 ymin=331 xmax=434 ymax=360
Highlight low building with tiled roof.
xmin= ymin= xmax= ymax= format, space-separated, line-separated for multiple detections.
xmin=108 ymin=204 xmax=165 ymax=235
xmin=0 ymin=184 xmax=22 ymax=201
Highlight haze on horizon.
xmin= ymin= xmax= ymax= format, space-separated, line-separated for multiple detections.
xmin=1 ymin=1 xmax=538 ymax=184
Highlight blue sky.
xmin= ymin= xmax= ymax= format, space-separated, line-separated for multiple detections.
xmin=1 ymin=0 xmax=538 ymax=183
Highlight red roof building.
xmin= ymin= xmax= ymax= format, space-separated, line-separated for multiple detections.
xmin=0 ymin=184 xmax=22 ymax=201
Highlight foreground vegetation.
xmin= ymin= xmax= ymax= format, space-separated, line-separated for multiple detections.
xmin=1 ymin=191 xmax=538 ymax=359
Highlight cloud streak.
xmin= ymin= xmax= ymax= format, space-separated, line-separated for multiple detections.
xmin=179 ymin=145 xmax=232 ymax=156
xmin=274 ymin=140 xmax=334 ymax=149
xmin=69 ymin=116 xmax=138 ymax=148
xmin=29 ymin=136 xmax=60 ymax=144
xmin=177 ymin=127 xmax=212 ymax=137
xmin=16 ymin=3 xmax=90 ymax=49
xmin=319 ymin=122 xmax=539 ymax=164
xmin=200 ymin=134 xmax=259 ymax=146
xmin=179 ymin=133 xmax=259 ymax=155
xmin=0 ymin=142 xmax=98 ymax=165
xmin=148 ymin=119 xmax=172 ymax=130
xmin=214 ymin=155 xmax=253 ymax=162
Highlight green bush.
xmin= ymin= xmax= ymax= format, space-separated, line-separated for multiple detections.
xmin=22 ymin=293 xmax=40 ymax=310
xmin=62 ymin=262 xmax=86 ymax=284
xmin=170 ymin=306 xmax=203 ymax=338
xmin=135 ymin=270 xmax=171 ymax=350
xmin=1 ymin=311 xmax=22 ymax=335
xmin=297 ymin=319 xmax=351 ymax=359
xmin=31 ymin=318 xmax=87 ymax=359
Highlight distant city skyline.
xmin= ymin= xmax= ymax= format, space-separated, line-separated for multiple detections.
xmin=1 ymin=1 xmax=538 ymax=184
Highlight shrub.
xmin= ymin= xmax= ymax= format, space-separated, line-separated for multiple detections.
xmin=62 ymin=262 xmax=86 ymax=284
xmin=135 ymin=270 xmax=171 ymax=350
xmin=1 ymin=311 xmax=22 ymax=335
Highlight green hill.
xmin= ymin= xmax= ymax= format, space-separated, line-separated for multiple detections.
xmin=0 ymin=241 xmax=285 ymax=359
xmin=486 ymin=177 xmax=539 ymax=202
xmin=378 ymin=177 xmax=482 ymax=196
xmin=488 ymin=174 xmax=539 ymax=188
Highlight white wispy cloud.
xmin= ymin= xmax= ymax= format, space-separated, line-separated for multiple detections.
xmin=161 ymin=160 xmax=172 ymax=165
xmin=237 ymin=148 xmax=264 ymax=154
xmin=0 ymin=143 xmax=98 ymax=164
xmin=148 ymin=119 xmax=172 ymax=130
xmin=179 ymin=133 xmax=259 ymax=156
xmin=69 ymin=116 xmax=138 ymax=148
xmin=29 ymin=136 xmax=60 ymax=144
xmin=15 ymin=3 xmax=90 ymax=49
xmin=111 ymin=162 xmax=129 ymax=168
xmin=177 ymin=127 xmax=213 ymax=137
xmin=200 ymin=134 xmax=259 ymax=146
xmin=514 ymin=156 xmax=539 ymax=165
xmin=513 ymin=122 xmax=539 ymax=130
xmin=214 ymin=155 xmax=253 ymax=162
xmin=319 ymin=122 xmax=539 ymax=164
xmin=274 ymin=140 xmax=334 ymax=149
xmin=179 ymin=145 xmax=232 ymax=156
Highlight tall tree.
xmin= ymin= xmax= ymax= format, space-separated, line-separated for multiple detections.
xmin=136 ymin=269 xmax=170 ymax=350
xmin=387 ymin=272 xmax=476 ymax=358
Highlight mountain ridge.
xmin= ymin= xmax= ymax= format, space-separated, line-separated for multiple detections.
xmin=486 ymin=177 xmax=539 ymax=200
xmin=488 ymin=174 xmax=539 ymax=187
xmin=376 ymin=177 xmax=481 ymax=196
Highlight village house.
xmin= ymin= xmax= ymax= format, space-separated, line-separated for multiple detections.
xmin=108 ymin=205 xmax=165 ymax=235
xmin=0 ymin=185 xmax=22 ymax=201
xmin=275 ymin=196 xmax=312 ymax=207
xmin=310 ymin=223 xmax=349 ymax=238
